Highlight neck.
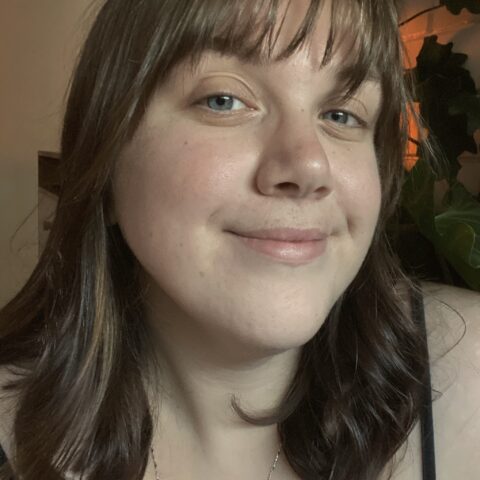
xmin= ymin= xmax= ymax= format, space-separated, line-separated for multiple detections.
xmin=142 ymin=289 xmax=303 ymax=478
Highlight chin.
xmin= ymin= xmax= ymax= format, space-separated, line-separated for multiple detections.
xmin=250 ymin=306 xmax=333 ymax=349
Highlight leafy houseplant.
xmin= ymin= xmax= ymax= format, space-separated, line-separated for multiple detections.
xmin=390 ymin=0 xmax=480 ymax=291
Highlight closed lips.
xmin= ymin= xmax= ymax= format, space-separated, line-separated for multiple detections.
xmin=229 ymin=228 xmax=328 ymax=242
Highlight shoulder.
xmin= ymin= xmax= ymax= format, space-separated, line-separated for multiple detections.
xmin=420 ymin=281 xmax=480 ymax=476
xmin=421 ymin=279 xmax=479 ymax=323
xmin=420 ymin=280 xmax=479 ymax=376
xmin=382 ymin=280 xmax=480 ymax=480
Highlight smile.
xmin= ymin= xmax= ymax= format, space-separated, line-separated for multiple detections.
xmin=228 ymin=232 xmax=328 ymax=265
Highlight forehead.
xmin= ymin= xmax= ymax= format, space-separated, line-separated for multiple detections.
xmin=185 ymin=42 xmax=381 ymax=85
xmin=179 ymin=0 xmax=381 ymax=91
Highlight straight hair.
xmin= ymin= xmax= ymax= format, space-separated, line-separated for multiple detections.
xmin=0 ymin=1 xmax=433 ymax=479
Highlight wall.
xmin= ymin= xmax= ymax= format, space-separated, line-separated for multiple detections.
xmin=0 ymin=0 xmax=95 ymax=307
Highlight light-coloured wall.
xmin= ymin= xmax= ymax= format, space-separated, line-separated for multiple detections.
xmin=0 ymin=0 xmax=95 ymax=307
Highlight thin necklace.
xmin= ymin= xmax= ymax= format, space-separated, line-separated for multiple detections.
xmin=150 ymin=443 xmax=282 ymax=480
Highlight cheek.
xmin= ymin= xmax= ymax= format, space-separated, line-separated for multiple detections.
xmin=322 ymin=146 xmax=381 ymax=298
xmin=113 ymin=126 xmax=239 ymax=223
xmin=332 ymin=145 xmax=382 ymax=239
xmin=348 ymin=168 xmax=381 ymax=222
xmin=111 ymin=124 xmax=248 ymax=278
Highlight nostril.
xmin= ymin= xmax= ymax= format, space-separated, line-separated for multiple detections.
xmin=277 ymin=182 xmax=298 ymax=192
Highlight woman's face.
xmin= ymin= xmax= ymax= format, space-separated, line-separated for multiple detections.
xmin=112 ymin=1 xmax=382 ymax=361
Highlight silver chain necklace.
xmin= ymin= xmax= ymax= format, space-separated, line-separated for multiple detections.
xmin=150 ymin=443 xmax=282 ymax=480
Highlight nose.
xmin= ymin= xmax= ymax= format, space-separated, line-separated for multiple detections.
xmin=255 ymin=112 xmax=333 ymax=200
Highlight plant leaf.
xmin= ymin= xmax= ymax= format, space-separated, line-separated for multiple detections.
xmin=414 ymin=36 xmax=472 ymax=84
xmin=440 ymin=0 xmax=480 ymax=14
xmin=434 ymin=182 xmax=480 ymax=289
xmin=436 ymin=182 xmax=480 ymax=238
xmin=448 ymin=92 xmax=480 ymax=135
xmin=435 ymin=222 xmax=480 ymax=289
xmin=401 ymin=156 xmax=437 ymax=240
xmin=412 ymin=36 xmax=478 ymax=180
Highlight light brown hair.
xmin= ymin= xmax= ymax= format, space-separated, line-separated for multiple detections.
xmin=0 ymin=1 xmax=432 ymax=479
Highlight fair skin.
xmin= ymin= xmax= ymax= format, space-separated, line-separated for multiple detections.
xmin=0 ymin=2 xmax=479 ymax=480
xmin=0 ymin=282 xmax=478 ymax=479
xmin=112 ymin=1 xmax=381 ymax=478
xmin=379 ymin=281 xmax=480 ymax=480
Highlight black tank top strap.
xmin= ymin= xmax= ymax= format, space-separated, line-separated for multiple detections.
xmin=409 ymin=281 xmax=437 ymax=480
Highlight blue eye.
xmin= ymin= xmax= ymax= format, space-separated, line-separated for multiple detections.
xmin=199 ymin=94 xmax=247 ymax=113
xmin=323 ymin=110 xmax=363 ymax=127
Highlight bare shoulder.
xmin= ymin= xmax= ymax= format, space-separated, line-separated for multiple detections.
xmin=420 ymin=280 xmax=479 ymax=372
xmin=421 ymin=281 xmax=480 ymax=477
xmin=381 ymin=280 xmax=480 ymax=480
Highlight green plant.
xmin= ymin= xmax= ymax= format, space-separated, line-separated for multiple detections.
xmin=390 ymin=0 xmax=480 ymax=291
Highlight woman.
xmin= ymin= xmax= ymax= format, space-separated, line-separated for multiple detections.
xmin=0 ymin=0 xmax=479 ymax=479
